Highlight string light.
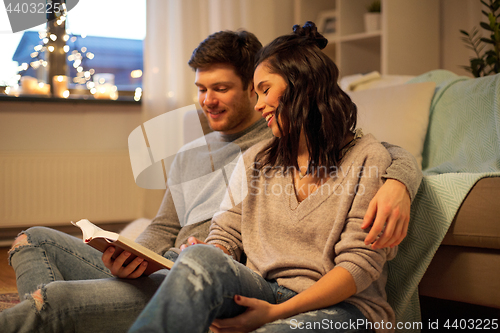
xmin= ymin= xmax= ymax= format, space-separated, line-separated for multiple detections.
xmin=131 ymin=69 xmax=142 ymax=78
xmin=134 ymin=87 xmax=142 ymax=101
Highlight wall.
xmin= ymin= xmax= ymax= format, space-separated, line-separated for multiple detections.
xmin=0 ymin=101 xmax=141 ymax=152
xmin=0 ymin=100 xmax=146 ymax=229
xmin=440 ymin=0 xmax=484 ymax=77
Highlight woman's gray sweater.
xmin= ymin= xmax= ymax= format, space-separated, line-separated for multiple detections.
xmin=206 ymin=134 xmax=398 ymax=332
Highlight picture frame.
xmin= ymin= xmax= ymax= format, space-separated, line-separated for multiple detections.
xmin=316 ymin=10 xmax=337 ymax=37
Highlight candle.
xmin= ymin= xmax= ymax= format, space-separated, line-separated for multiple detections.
xmin=37 ymin=82 xmax=50 ymax=95
xmin=19 ymin=76 xmax=50 ymax=95
xmin=93 ymin=83 xmax=119 ymax=100
xmin=20 ymin=76 xmax=39 ymax=94
xmin=52 ymin=75 xmax=69 ymax=98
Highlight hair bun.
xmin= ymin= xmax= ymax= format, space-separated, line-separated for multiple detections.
xmin=292 ymin=21 xmax=328 ymax=49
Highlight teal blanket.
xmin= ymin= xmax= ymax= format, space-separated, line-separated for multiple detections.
xmin=386 ymin=70 xmax=500 ymax=332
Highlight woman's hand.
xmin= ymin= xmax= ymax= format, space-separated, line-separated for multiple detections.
xmin=210 ymin=267 xmax=356 ymax=333
xmin=179 ymin=236 xmax=206 ymax=251
xmin=101 ymin=247 xmax=148 ymax=279
xmin=180 ymin=236 xmax=232 ymax=256
xmin=361 ymin=179 xmax=410 ymax=249
xmin=210 ymin=295 xmax=279 ymax=333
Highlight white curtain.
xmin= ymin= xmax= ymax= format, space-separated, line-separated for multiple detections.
xmin=143 ymin=0 xmax=294 ymax=145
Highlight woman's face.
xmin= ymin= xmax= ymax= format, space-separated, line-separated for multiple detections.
xmin=254 ymin=62 xmax=287 ymax=138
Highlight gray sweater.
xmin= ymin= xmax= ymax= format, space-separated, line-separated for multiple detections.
xmin=136 ymin=118 xmax=422 ymax=259
xmin=206 ymin=134 xmax=397 ymax=331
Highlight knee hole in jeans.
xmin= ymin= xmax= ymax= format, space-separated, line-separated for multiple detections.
xmin=8 ymin=233 xmax=31 ymax=266
xmin=9 ymin=233 xmax=29 ymax=253
xmin=30 ymin=288 xmax=46 ymax=312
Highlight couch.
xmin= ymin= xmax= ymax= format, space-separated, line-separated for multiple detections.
xmin=343 ymin=70 xmax=500 ymax=327
xmin=403 ymin=71 xmax=500 ymax=308
xmin=124 ymin=69 xmax=500 ymax=329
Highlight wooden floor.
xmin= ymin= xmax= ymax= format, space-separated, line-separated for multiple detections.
xmin=0 ymin=247 xmax=18 ymax=294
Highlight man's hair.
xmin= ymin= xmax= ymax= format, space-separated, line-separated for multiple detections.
xmin=188 ymin=30 xmax=262 ymax=90
xmin=254 ymin=22 xmax=357 ymax=173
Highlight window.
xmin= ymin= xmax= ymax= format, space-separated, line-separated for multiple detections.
xmin=0 ymin=0 xmax=146 ymax=100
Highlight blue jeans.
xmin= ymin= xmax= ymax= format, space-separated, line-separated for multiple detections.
xmin=2 ymin=226 xmax=178 ymax=333
xmin=129 ymin=245 xmax=370 ymax=333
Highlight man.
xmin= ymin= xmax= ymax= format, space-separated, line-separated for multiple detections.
xmin=1 ymin=30 xmax=421 ymax=332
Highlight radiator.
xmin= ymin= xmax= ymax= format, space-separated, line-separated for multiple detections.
xmin=0 ymin=151 xmax=144 ymax=228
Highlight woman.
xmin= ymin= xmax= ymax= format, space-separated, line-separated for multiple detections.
xmin=129 ymin=22 xmax=396 ymax=333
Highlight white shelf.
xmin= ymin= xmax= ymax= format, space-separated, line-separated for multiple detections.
xmin=323 ymin=33 xmax=338 ymax=43
xmin=293 ymin=0 xmax=439 ymax=77
xmin=340 ymin=31 xmax=381 ymax=43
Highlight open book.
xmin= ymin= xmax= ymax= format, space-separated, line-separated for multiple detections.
xmin=72 ymin=219 xmax=174 ymax=275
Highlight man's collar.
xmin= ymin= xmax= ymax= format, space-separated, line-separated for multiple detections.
xmin=217 ymin=118 xmax=267 ymax=142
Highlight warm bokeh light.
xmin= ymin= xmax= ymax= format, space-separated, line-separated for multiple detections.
xmin=131 ymin=69 xmax=143 ymax=78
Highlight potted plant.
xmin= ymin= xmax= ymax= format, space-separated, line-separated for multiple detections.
xmin=365 ymin=0 xmax=381 ymax=32
xmin=460 ymin=0 xmax=500 ymax=77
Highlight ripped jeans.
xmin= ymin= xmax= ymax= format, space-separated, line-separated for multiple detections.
xmin=2 ymin=226 xmax=178 ymax=333
xmin=129 ymin=245 xmax=370 ymax=333
xmin=8 ymin=226 xmax=115 ymax=296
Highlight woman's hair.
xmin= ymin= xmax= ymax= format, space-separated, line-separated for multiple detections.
xmin=254 ymin=21 xmax=357 ymax=174
xmin=188 ymin=30 xmax=262 ymax=90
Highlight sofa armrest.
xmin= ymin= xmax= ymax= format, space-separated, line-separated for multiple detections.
xmin=442 ymin=177 xmax=500 ymax=250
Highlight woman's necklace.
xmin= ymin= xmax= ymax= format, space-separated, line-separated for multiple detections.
xmin=292 ymin=163 xmax=321 ymax=207
xmin=298 ymin=167 xmax=307 ymax=180
xmin=290 ymin=171 xmax=322 ymax=209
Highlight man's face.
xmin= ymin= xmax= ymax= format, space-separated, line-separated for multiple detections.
xmin=195 ymin=64 xmax=258 ymax=135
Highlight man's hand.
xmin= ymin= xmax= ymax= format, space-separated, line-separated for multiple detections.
xmin=361 ymin=179 xmax=411 ymax=249
xmin=210 ymin=295 xmax=278 ymax=333
xmin=102 ymin=247 xmax=148 ymax=278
